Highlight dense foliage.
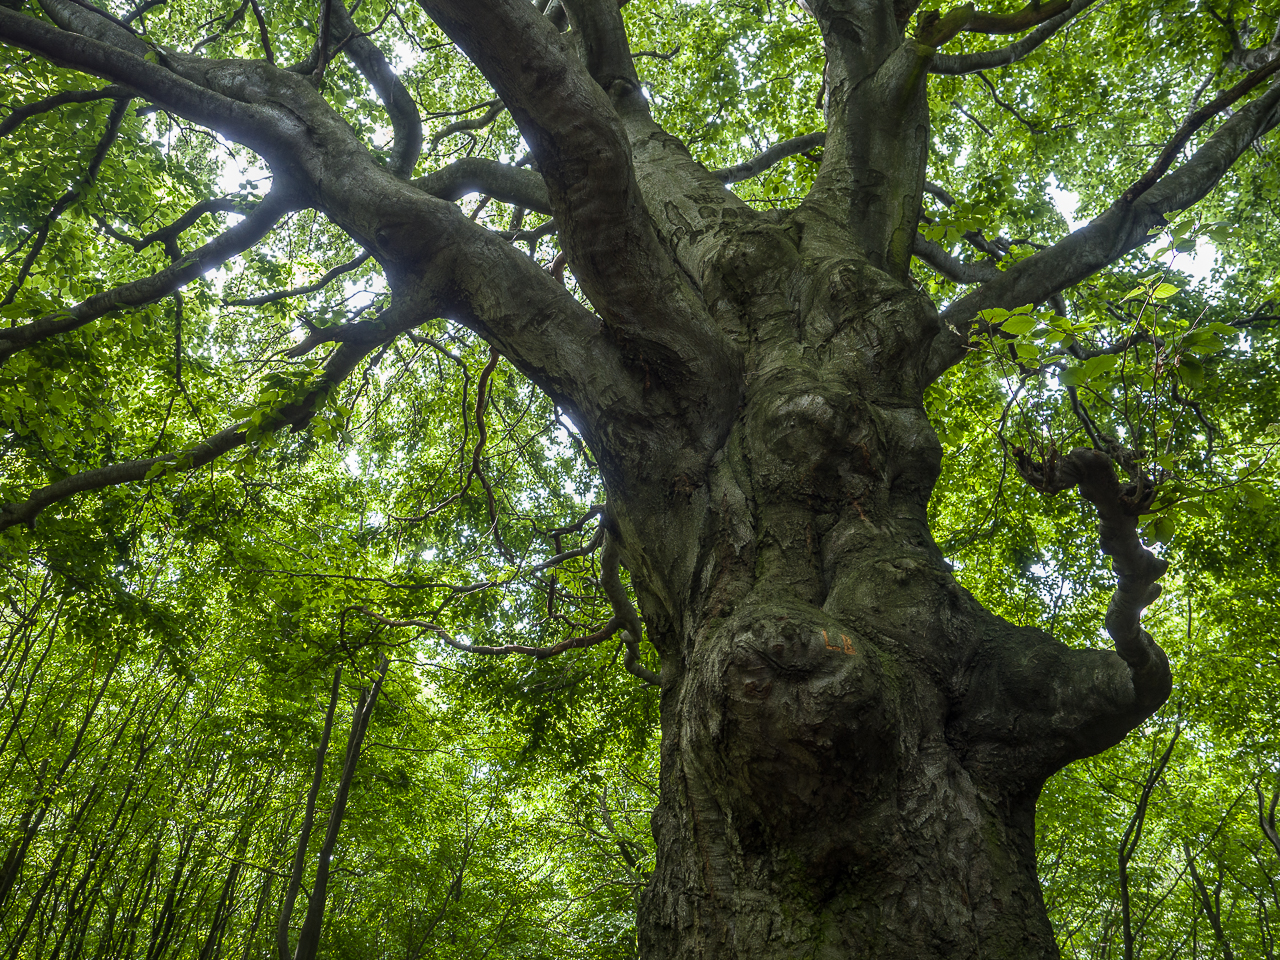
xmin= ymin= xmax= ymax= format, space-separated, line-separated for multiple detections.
xmin=1 ymin=0 xmax=1279 ymax=957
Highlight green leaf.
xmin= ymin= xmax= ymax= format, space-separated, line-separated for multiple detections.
xmin=1001 ymin=315 xmax=1037 ymax=336
xmin=1175 ymin=355 xmax=1205 ymax=389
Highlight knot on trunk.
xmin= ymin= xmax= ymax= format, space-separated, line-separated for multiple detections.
xmin=1012 ymin=445 xmax=1154 ymax=515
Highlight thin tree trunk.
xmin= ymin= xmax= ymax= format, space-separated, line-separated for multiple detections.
xmin=0 ymin=648 xmax=122 ymax=914
xmin=276 ymin=666 xmax=343 ymax=960
xmin=1186 ymin=852 xmax=1235 ymax=960
xmin=291 ymin=656 xmax=389 ymax=960
xmin=198 ymin=795 xmax=257 ymax=960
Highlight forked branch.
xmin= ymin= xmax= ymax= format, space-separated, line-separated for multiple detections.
xmin=0 ymin=298 xmax=426 ymax=532
xmin=0 ymin=189 xmax=294 ymax=363
xmin=930 ymin=0 xmax=1096 ymax=74
xmin=1123 ymin=53 xmax=1280 ymax=202
xmin=932 ymin=75 xmax=1280 ymax=378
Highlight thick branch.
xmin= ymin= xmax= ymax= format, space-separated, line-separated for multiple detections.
xmin=931 ymin=76 xmax=1280 ymax=377
xmin=712 ymin=131 xmax=825 ymax=185
xmin=805 ymin=2 xmax=930 ymax=278
xmin=966 ymin=0 xmax=1076 ymax=36
xmin=560 ymin=0 xmax=638 ymax=87
xmin=0 ymin=4 xmax=294 ymax=161
xmin=0 ymin=190 xmax=292 ymax=363
xmin=1123 ymin=53 xmax=1280 ymax=202
xmin=415 ymin=157 xmax=551 ymax=214
xmin=328 ymin=0 xmax=422 ymax=176
xmin=1013 ymin=447 xmax=1170 ymax=708
xmin=418 ymin=0 xmax=738 ymax=437
xmin=930 ymin=0 xmax=1095 ymax=74
xmin=36 ymin=0 xmax=151 ymax=56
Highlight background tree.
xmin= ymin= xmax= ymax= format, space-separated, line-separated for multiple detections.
xmin=1 ymin=0 xmax=1279 ymax=958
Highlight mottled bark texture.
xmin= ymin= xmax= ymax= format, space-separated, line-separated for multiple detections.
xmin=626 ymin=212 xmax=1168 ymax=960
xmin=11 ymin=0 xmax=1258 ymax=952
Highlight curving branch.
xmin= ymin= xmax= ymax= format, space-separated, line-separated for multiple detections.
xmin=0 ymin=190 xmax=294 ymax=363
xmin=712 ymin=131 xmax=825 ymax=185
xmin=965 ymin=0 xmax=1076 ymax=36
xmin=415 ymin=157 xmax=551 ymax=214
xmin=36 ymin=0 xmax=152 ymax=56
xmin=0 ymin=3 xmax=293 ymax=161
xmin=1259 ymin=782 xmax=1280 ymax=860
xmin=427 ymin=99 xmax=503 ymax=154
xmin=0 ymin=84 xmax=131 ymax=138
xmin=327 ymin=0 xmax=422 ymax=176
xmin=930 ymin=0 xmax=1097 ymax=74
xmin=976 ymin=70 xmax=1042 ymax=133
xmin=122 ymin=0 xmax=167 ymax=26
xmin=1013 ymin=447 xmax=1171 ymax=709
xmin=600 ymin=533 xmax=660 ymax=686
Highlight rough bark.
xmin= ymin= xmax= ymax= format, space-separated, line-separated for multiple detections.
xmin=610 ymin=206 xmax=1168 ymax=960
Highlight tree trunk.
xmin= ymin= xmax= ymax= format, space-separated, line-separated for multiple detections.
xmin=604 ymin=213 xmax=1170 ymax=960
xmin=292 ymin=656 xmax=388 ymax=960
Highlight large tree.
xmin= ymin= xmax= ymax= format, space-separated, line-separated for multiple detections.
xmin=1 ymin=0 xmax=1278 ymax=956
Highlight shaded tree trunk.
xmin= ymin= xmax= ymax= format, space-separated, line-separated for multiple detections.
xmin=277 ymin=667 xmax=342 ymax=960
xmin=601 ymin=214 xmax=1172 ymax=960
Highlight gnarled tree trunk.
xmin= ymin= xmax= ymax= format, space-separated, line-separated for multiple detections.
xmin=601 ymin=209 xmax=1169 ymax=960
